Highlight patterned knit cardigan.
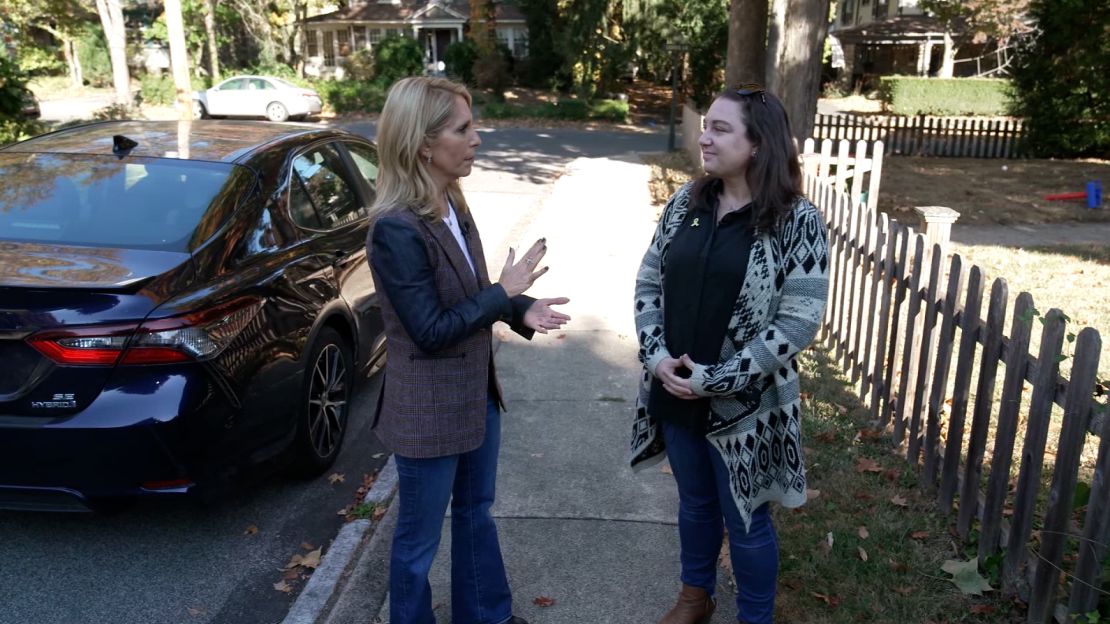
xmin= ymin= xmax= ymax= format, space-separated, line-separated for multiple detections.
xmin=631 ymin=181 xmax=830 ymax=531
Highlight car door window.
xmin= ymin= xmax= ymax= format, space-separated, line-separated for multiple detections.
xmin=218 ymin=78 xmax=246 ymax=91
xmin=344 ymin=142 xmax=379 ymax=202
xmin=251 ymin=79 xmax=275 ymax=90
xmin=288 ymin=143 xmax=364 ymax=230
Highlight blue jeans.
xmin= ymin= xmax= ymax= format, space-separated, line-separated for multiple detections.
xmin=662 ymin=421 xmax=779 ymax=624
xmin=390 ymin=397 xmax=513 ymax=624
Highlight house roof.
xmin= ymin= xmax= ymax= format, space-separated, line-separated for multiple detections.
xmin=830 ymin=15 xmax=949 ymax=45
xmin=304 ymin=0 xmax=525 ymax=24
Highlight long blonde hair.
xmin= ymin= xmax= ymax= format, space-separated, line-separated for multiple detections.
xmin=369 ymin=77 xmax=472 ymax=220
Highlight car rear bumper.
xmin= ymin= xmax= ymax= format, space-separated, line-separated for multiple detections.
xmin=0 ymin=369 xmax=228 ymax=508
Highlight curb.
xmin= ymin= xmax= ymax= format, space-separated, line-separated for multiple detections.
xmin=281 ymin=456 xmax=399 ymax=624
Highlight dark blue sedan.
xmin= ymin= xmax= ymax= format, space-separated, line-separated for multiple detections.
xmin=0 ymin=120 xmax=385 ymax=511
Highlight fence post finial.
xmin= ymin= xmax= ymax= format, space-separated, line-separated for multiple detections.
xmin=913 ymin=206 xmax=961 ymax=250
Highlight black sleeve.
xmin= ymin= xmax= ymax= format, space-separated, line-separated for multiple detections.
xmin=370 ymin=216 xmax=513 ymax=353
xmin=507 ymin=295 xmax=536 ymax=340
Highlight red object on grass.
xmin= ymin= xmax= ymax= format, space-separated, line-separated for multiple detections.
xmin=1044 ymin=192 xmax=1088 ymax=201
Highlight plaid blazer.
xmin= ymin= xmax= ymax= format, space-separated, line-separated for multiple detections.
xmin=367 ymin=206 xmax=534 ymax=458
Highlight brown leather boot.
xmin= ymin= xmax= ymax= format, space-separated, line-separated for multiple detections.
xmin=658 ymin=584 xmax=717 ymax=624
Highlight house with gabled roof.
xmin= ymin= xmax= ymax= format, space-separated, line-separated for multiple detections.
xmin=301 ymin=0 xmax=528 ymax=77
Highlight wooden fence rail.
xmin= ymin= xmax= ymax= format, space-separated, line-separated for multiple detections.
xmin=813 ymin=113 xmax=1027 ymax=158
xmin=807 ymin=139 xmax=1108 ymax=623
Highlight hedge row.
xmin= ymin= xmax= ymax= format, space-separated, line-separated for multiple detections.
xmin=479 ymin=98 xmax=629 ymax=122
xmin=878 ymin=77 xmax=1015 ymax=116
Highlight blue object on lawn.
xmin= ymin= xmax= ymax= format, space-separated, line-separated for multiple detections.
xmin=1087 ymin=181 xmax=1102 ymax=209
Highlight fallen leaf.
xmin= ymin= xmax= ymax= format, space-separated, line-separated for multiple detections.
xmin=858 ymin=546 xmax=869 ymax=562
xmin=285 ymin=553 xmax=305 ymax=569
xmin=328 ymin=473 xmax=345 ymax=484
xmin=911 ymin=530 xmax=930 ymax=540
xmin=893 ymin=586 xmax=914 ymax=596
xmin=660 ymin=464 xmax=673 ymax=475
xmin=274 ymin=581 xmax=293 ymax=593
xmin=856 ymin=458 xmax=883 ymax=473
xmin=800 ymin=392 xmax=813 ymax=401
xmin=811 ymin=592 xmax=840 ymax=607
xmin=532 ymin=596 xmax=556 ymax=607
xmin=883 ymin=468 xmax=902 ymax=482
xmin=858 ymin=526 xmax=870 ymax=539
xmin=806 ymin=488 xmax=821 ymax=500
xmin=337 ymin=508 xmax=349 ymax=516
xmin=854 ymin=491 xmax=875 ymax=501
xmin=372 ymin=506 xmax=387 ymax=521
xmin=816 ymin=430 xmax=837 ymax=443
xmin=891 ymin=495 xmax=909 ymax=508
xmin=890 ymin=561 xmax=910 ymax=573
xmin=371 ymin=453 xmax=385 ymax=459
xmin=282 ymin=568 xmax=300 ymax=581
xmin=300 ymin=548 xmax=322 ymax=569
xmin=941 ymin=559 xmax=994 ymax=595
xmin=243 ymin=524 xmax=259 ymax=536
xmin=827 ymin=532 xmax=835 ymax=549
xmin=859 ymin=428 xmax=884 ymax=441
xmin=970 ymin=604 xmax=996 ymax=615
xmin=301 ymin=542 xmax=315 ymax=551
xmin=187 ymin=607 xmax=206 ymax=617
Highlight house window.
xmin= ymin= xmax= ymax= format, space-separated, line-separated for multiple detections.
xmin=369 ymin=29 xmax=382 ymax=45
xmin=337 ymin=27 xmax=351 ymax=56
xmin=324 ymin=30 xmax=335 ymax=66
xmin=353 ymin=26 xmax=367 ymax=50
xmin=873 ymin=0 xmax=889 ymax=18
xmin=495 ymin=27 xmax=510 ymax=50
xmin=306 ymin=30 xmax=319 ymax=57
xmin=385 ymin=28 xmax=400 ymax=39
xmin=841 ymin=0 xmax=855 ymax=23
xmin=512 ymin=31 xmax=528 ymax=58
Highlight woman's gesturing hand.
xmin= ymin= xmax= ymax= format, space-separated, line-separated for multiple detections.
xmin=656 ymin=356 xmax=698 ymax=400
xmin=498 ymin=238 xmax=548 ymax=298
xmin=523 ymin=298 xmax=571 ymax=333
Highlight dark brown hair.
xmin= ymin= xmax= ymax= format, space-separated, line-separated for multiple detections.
xmin=691 ymin=88 xmax=802 ymax=232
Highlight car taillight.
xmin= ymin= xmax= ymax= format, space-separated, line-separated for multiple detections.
xmin=28 ymin=298 xmax=264 ymax=366
xmin=301 ymin=91 xmax=318 ymax=98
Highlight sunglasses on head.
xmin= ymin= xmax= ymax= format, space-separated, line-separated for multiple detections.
xmin=734 ymin=84 xmax=767 ymax=104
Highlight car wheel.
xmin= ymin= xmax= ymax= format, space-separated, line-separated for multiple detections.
xmin=291 ymin=327 xmax=351 ymax=476
xmin=193 ymin=102 xmax=208 ymax=120
xmin=266 ymin=101 xmax=289 ymax=123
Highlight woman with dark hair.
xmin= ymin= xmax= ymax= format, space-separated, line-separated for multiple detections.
xmin=631 ymin=86 xmax=829 ymax=624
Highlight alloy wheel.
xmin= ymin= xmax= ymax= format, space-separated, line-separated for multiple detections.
xmin=306 ymin=344 xmax=347 ymax=459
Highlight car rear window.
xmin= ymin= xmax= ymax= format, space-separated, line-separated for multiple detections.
xmin=0 ymin=153 xmax=252 ymax=252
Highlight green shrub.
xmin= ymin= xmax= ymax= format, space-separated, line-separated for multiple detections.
xmin=139 ymin=73 xmax=176 ymax=106
xmin=344 ymin=48 xmax=375 ymax=82
xmin=76 ymin=27 xmax=112 ymax=87
xmin=18 ymin=47 xmax=64 ymax=77
xmin=0 ymin=57 xmax=30 ymax=119
xmin=477 ymin=98 xmax=628 ymax=122
xmin=588 ymin=99 xmax=628 ymax=122
xmin=474 ymin=44 xmax=514 ymax=96
xmin=444 ymin=40 xmax=478 ymax=85
xmin=372 ymin=36 xmax=424 ymax=87
xmin=318 ymin=80 xmax=387 ymax=114
xmin=878 ymin=76 xmax=1015 ymax=116
xmin=1010 ymin=0 xmax=1110 ymax=158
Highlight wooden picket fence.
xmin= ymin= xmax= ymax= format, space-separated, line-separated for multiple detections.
xmin=813 ymin=113 xmax=1027 ymax=159
xmin=808 ymin=139 xmax=1108 ymax=622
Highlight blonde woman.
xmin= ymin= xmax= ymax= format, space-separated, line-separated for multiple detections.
xmin=365 ymin=76 xmax=570 ymax=624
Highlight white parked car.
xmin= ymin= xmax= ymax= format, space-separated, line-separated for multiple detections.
xmin=193 ymin=75 xmax=323 ymax=122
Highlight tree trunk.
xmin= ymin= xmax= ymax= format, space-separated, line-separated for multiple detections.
xmin=938 ymin=31 xmax=956 ymax=78
xmin=205 ymin=0 xmax=220 ymax=81
xmin=764 ymin=0 xmax=788 ymax=94
xmin=725 ymin=0 xmax=769 ymax=88
xmin=94 ymin=0 xmax=131 ymax=107
xmin=165 ymin=0 xmax=194 ymax=120
xmin=769 ymin=0 xmax=831 ymax=142
xmin=68 ymin=39 xmax=84 ymax=88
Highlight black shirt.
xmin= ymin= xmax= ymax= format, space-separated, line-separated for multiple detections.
xmin=648 ymin=191 xmax=755 ymax=432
